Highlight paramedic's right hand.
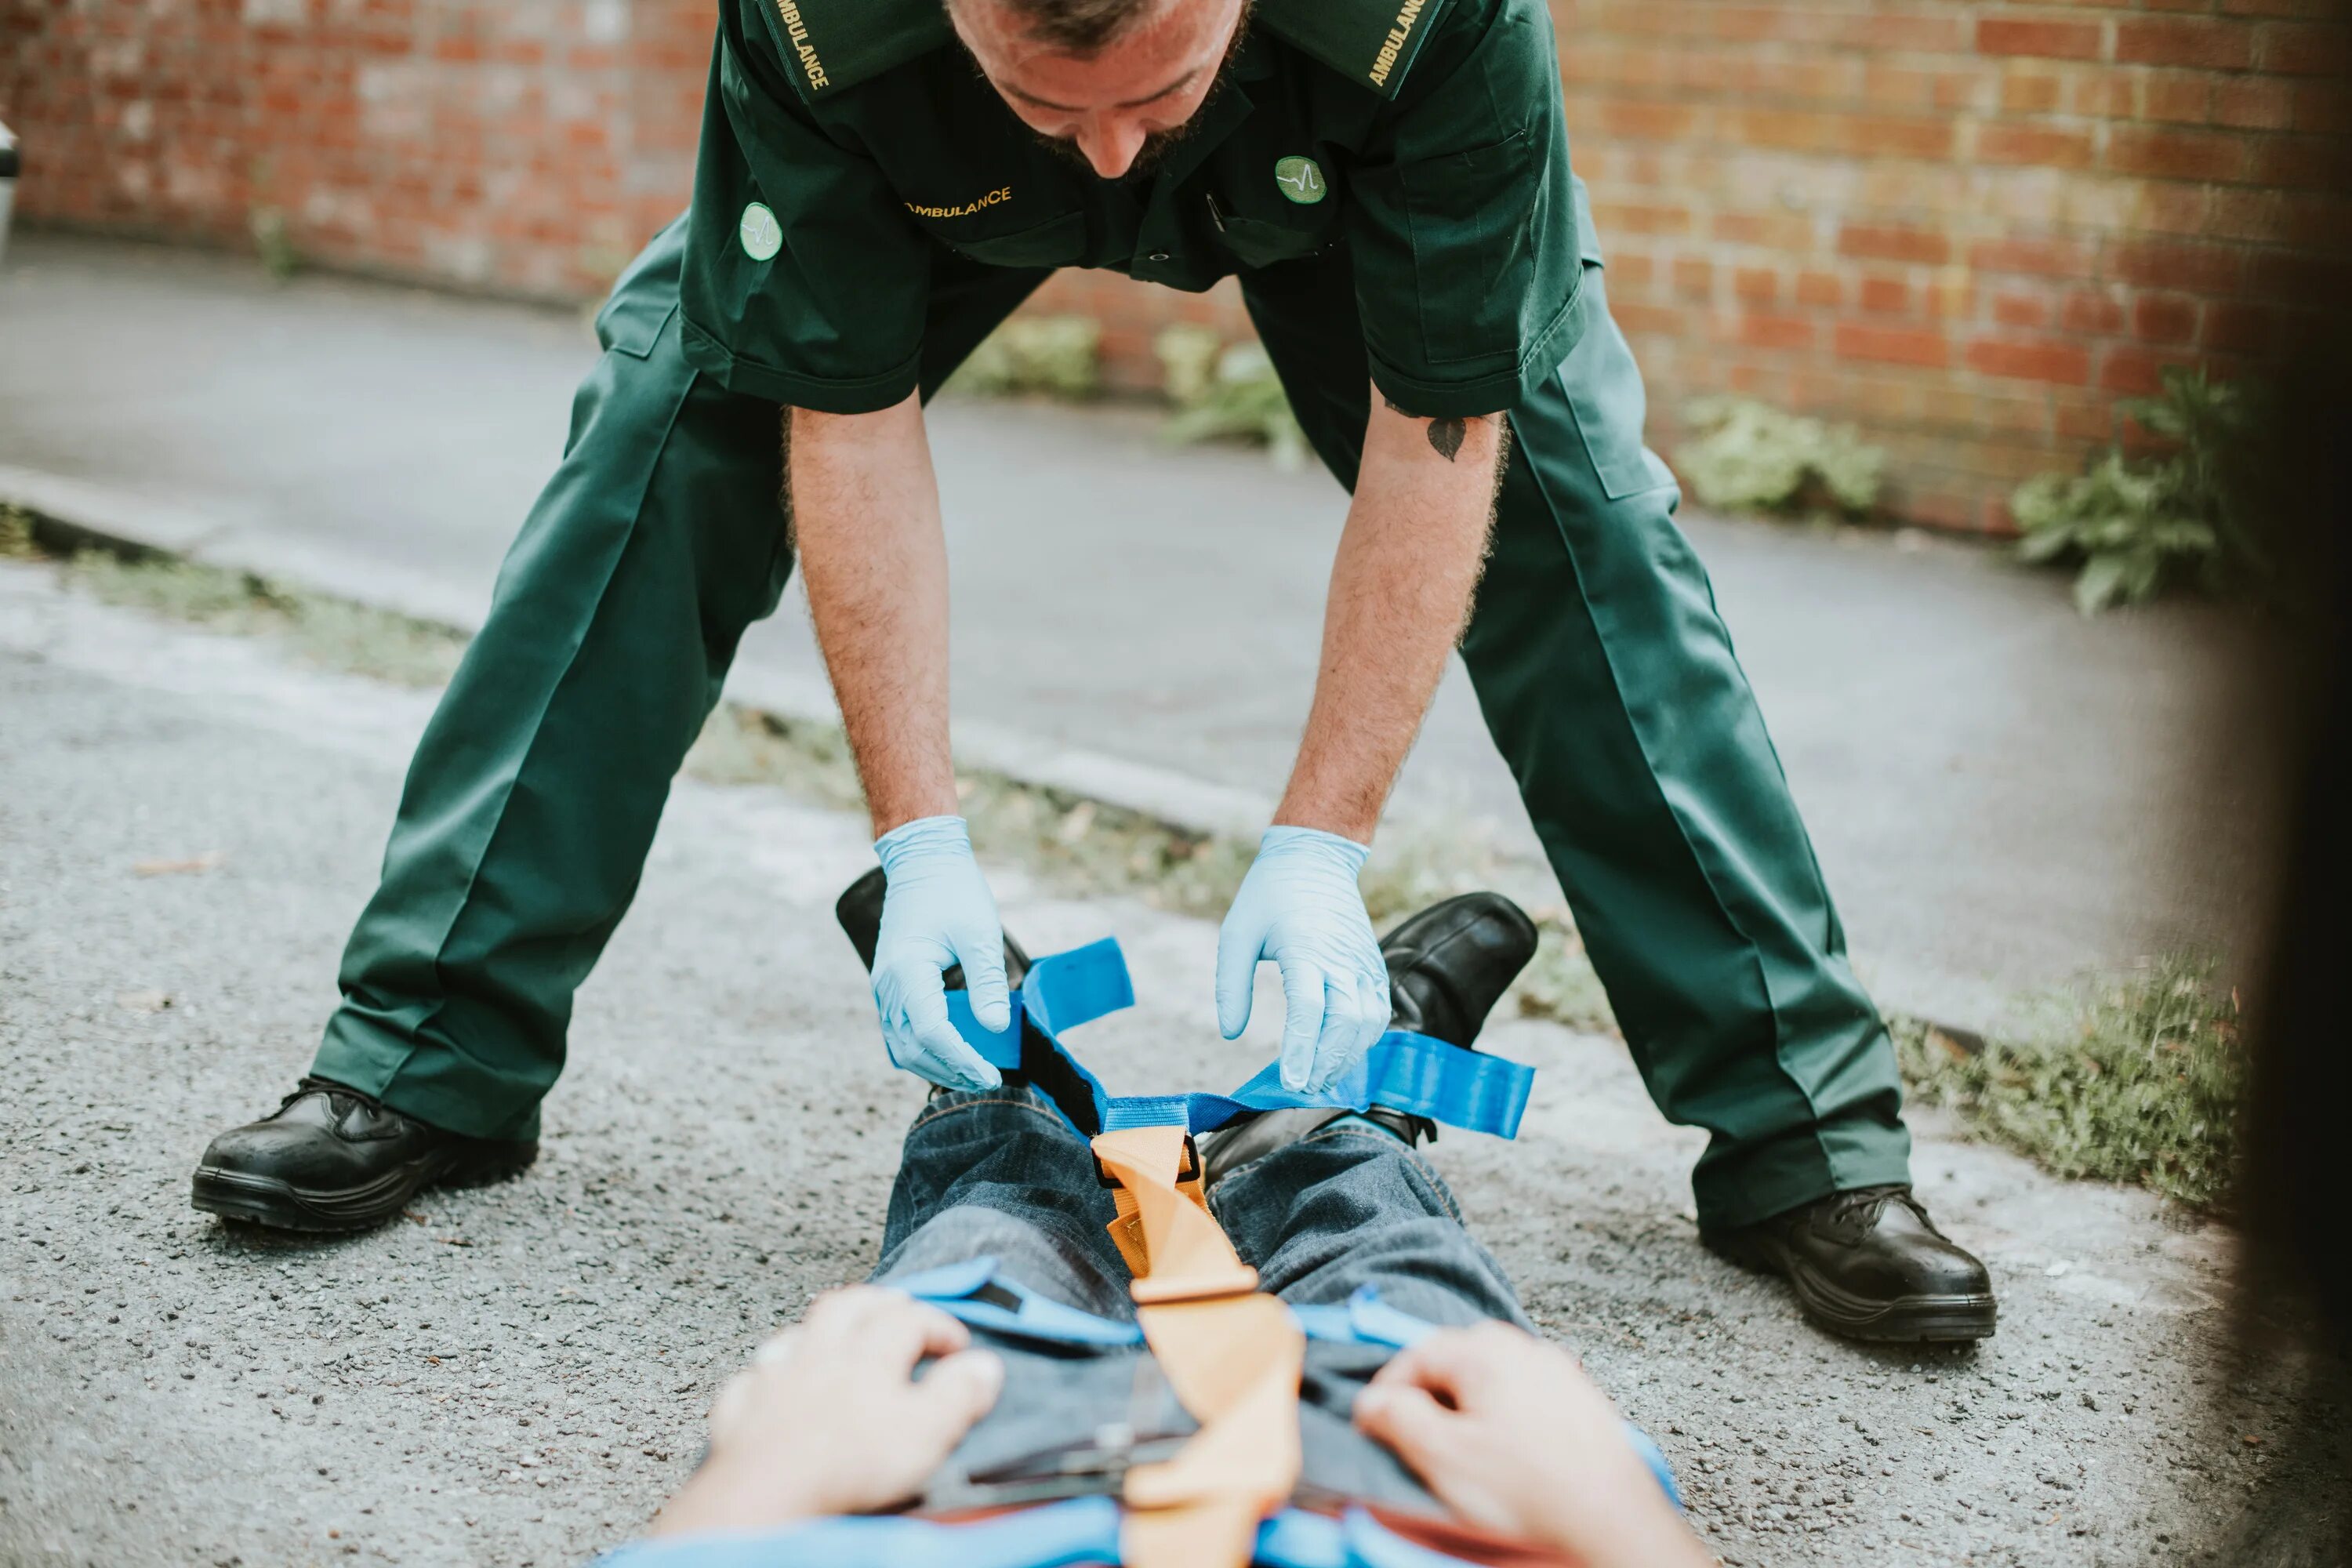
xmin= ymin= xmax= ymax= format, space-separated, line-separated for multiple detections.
xmin=872 ymin=815 xmax=1011 ymax=1091
xmin=1354 ymin=1323 xmax=1713 ymax=1568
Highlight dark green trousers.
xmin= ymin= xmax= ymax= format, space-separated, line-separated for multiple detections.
xmin=316 ymin=218 xmax=1907 ymax=1227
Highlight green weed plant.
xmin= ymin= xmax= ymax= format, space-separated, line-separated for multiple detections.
xmin=948 ymin=315 xmax=1103 ymax=400
xmin=1675 ymin=396 xmax=1886 ymax=517
xmin=2012 ymin=368 xmax=2271 ymax=615
xmin=1154 ymin=326 xmax=1309 ymax=468
xmin=1894 ymin=954 xmax=2243 ymax=1209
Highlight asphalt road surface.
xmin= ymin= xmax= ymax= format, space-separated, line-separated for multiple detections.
xmin=0 ymin=559 xmax=2333 ymax=1566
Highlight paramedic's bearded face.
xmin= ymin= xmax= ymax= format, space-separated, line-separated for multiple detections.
xmin=951 ymin=0 xmax=1251 ymax=180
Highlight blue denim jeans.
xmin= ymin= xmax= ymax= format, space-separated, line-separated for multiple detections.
xmin=873 ymin=1087 xmax=1531 ymax=1513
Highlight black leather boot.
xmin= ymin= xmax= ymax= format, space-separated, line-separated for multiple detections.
xmin=1704 ymin=1185 xmax=1998 ymax=1343
xmin=1201 ymin=891 xmax=1540 ymax=1186
xmin=191 ymin=1078 xmax=537 ymax=1233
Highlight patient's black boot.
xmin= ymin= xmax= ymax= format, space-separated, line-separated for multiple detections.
xmin=1202 ymin=891 xmax=1539 ymax=1187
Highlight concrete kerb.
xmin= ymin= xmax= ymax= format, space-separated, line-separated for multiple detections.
xmin=0 ymin=463 xmax=1279 ymax=843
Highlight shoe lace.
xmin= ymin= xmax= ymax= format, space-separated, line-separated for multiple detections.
xmin=1818 ymin=1184 xmax=1929 ymax=1242
xmin=280 ymin=1076 xmax=383 ymax=1116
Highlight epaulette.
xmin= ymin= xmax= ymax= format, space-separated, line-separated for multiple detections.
xmin=1256 ymin=0 xmax=1453 ymax=99
xmin=757 ymin=0 xmax=955 ymax=99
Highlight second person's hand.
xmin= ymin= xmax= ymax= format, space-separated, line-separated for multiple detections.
xmin=871 ymin=815 xmax=1011 ymax=1091
xmin=1352 ymin=1323 xmax=1711 ymax=1568
xmin=1214 ymin=826 xmax=1391 ymax=1093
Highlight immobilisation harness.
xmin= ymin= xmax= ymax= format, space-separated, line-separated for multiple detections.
xmin=938 ymin=936 xmax=1544 ymax=1568
xmin=618 ymin=936 xmax=1676 ymax=1568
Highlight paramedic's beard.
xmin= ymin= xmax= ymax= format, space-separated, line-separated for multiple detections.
xmin=1027 ymin=11 xmax=1252 ymax=181
xmin=1032 ymin=114 xmax=1198 ymax=180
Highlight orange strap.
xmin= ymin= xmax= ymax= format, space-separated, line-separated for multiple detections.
xmin=1091 ymin=1125 xmax=1304 ymax=1568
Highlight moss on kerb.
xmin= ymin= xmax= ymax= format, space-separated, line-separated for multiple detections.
xmin=1893 ymin=953 xmax=2243 ymax=1210
xmin=5 ymin=521 xmax=2241 ymax=1208
xmin=53 ymin=547 xmax=470 ymax=689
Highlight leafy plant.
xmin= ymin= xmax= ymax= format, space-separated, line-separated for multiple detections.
xmin=948 ymin=315 xmax=1102 ymax=399
xmin=1674 ymin=396 xmax=1885 ymax=517
xmin=0 ymin=504 xmax=37 ymax=559
xmin=1893 ymin=953 xmax=2245 ymax=1209
xmin=1155 ymin=325 xmax=1308 ymax=469
xmin=2011 ymin=368 xmax=2270 ymax=615
xmin=249 ymin=207 xmax=299 ymax=281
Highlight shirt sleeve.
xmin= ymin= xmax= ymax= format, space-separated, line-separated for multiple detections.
xmin=1345 ymin=0 xmax=1586 ymax=418
xmin=676 ymin=0 xmax=935 ymax=412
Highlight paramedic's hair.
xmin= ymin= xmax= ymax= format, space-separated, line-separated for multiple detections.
xmin=960 ymin=0 xmax=1160 ymax=53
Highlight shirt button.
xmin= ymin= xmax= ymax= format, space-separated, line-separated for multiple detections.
xmin=1148 ymin=251 xmax=1171 ymax=263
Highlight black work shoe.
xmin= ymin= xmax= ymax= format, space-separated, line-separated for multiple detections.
xmin=1203 ymin=891 xmax=1540 ymax=1188
xmin=191 ymin=1078 xmax=537 ymax=1233
xmin=1703 ymin=1185 xmax=1998 ymax=1343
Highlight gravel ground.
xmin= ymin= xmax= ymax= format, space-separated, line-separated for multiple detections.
xmin=1 ymin=557 xmax=2339 ymax=1567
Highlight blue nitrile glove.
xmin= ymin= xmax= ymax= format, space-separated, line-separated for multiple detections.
xmin=871 ymin=816 xmax=1010 ymax=1092
xmin=1214 ymin=826 xmax=1392 ymax=1094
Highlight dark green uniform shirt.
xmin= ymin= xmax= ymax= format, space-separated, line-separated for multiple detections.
xmin=678 ymin=0 xmax=1593 ymax=419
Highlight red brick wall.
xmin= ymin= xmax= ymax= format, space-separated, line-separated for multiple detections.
xmin=0 ymin=0 xmax=708 ymax=299
xmin=5 ymin=0 xmax=2345 ymax=527
xmin=1554 ymin=0 xmax=2352 ymax=529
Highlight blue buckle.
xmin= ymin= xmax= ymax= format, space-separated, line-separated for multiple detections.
xmin=938 ymin=936 xmax=1537 ymax=1146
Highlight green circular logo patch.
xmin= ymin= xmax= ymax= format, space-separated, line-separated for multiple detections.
xmin=739 ymin=201 xmax=783 ymax=261
xmin=1273 ymin=156 xmax=1327 ymax=205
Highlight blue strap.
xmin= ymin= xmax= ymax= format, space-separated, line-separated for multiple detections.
xmin=1286 ymin=1286 xmax=1432 ymax=1350
xmin=590 ymin=1497 xmax=1125 ymax=1568
xmin=1204 ymin=1032 xmax=1534 ymax=1140
xmin=1022 ymin=939 xmax=1136 ymax=1036
xmin=943 ymin=939 xmax=1534 ymax=1145
xmin=1622 ymin=1424 xmax=1684 ymax=1512
xmin=590 ymin=1499 xmax=1494 ymax=1568
xmin=1098 ymin=1095 xmax=1194 ymax=1131
xmin=893 ymin=1263 xmax=1443 ymax=1356
xmin=942 ymin=992 xmax=1024 ymax=1072
xmin=891 ymin=1257 xmax=1144 ymax=1349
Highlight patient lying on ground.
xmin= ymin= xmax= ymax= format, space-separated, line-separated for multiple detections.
xmin=596 ymin=886 xmax=1711 ymax=1568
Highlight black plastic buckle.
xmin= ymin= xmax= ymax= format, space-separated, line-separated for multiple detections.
xmin=1093 ymin=1132 xmax=1200 ymax=1189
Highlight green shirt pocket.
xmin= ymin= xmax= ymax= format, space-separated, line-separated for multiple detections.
xmin=1208 ymin=194 xmax=1334 ymax=271
xmin=939 ymin=210 xmax=1087 ymax=269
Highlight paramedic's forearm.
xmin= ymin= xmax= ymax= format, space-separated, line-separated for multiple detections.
xmin=1276 ymin=390 xmax=1504 ymax=843
xmin=790 ymin=394 xmax=959 ymax=835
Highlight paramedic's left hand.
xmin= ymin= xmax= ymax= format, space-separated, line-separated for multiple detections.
xmin=1215 ymin=826 xmax=1391 ymax=1094
xmin=652 ymin=1287 xmax=1004 ymax=1537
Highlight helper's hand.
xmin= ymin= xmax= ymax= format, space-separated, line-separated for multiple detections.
xmin=1353 ymin=1323 xmax=1711 ymax=1568
xmin=871 ymin=815 xmax=1011 ymax=1091
xmin=652 ymin=1286 xmax=1004 ymax=1537
xmin=1214 ymin=826 xmax=1391 ymax=1094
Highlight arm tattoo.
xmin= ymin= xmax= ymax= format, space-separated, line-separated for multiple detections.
xmin=1382 ymin=394 xmax=1469 ymax=462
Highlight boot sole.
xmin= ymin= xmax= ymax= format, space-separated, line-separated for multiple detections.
xmin=1706 ymin=1228 xmax=1998 ymax=1344
xmin=191 ymin=1142 xmax=538 ymax=1234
